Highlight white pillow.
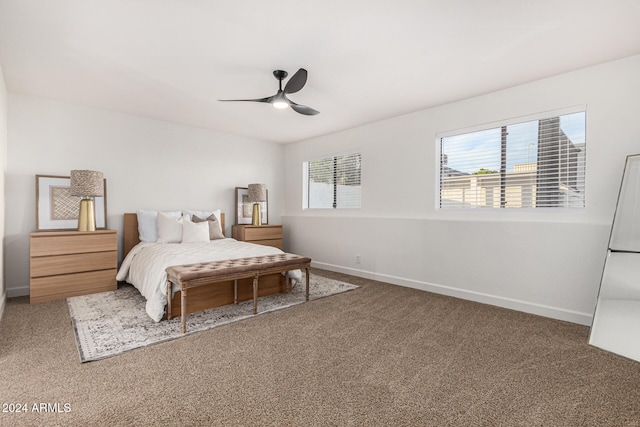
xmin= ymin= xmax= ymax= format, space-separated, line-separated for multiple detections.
xmin=136 ymin=210 xmax=181 ymax=242
xmin=182 ymin=209 xmax=222 ymax=233
xmin=157 ymin=213 xmax=183 ymax=243
xmin=182 ymin=217 xmax=210 ymax=243
xmin=136 ymin=210 xmax=158 ymax=242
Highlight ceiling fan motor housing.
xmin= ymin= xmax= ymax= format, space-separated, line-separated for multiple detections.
xmin=273 ymin=70 xmax=288 ymax=80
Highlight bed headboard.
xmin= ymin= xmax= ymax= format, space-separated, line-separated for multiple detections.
xmin=123 ymin=212 xmax=226 ymax=258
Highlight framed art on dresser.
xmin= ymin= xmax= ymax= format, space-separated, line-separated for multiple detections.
xmin=35 ymin=174 xmax=108 ymax=231
xmin=235 ymin=186 xmax=268 ymax=225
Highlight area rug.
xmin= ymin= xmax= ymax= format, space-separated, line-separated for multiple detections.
xmin=67 ymin=273 xmax=358 ymax=362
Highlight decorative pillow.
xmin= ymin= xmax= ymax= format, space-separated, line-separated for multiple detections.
xmin=136 ymin=210 xmax=181 ymax=242
xmin=156 ymin=213 xmax=183 ymax=243
xmin=192 ymin=214 xmax=225 ymax=240
xmin=136 ymin=210 xmax=158 ymax=242
xmin=182 ymin=217 xmax=210 ymax=243
xmin=182 ymin=209 xmax=222 ymax=234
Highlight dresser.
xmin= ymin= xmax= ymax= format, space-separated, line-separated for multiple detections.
xmin=231 ymin=225 xmax=283 ymax=250
xmin=29 ymin=230 xmax=118 ymax=303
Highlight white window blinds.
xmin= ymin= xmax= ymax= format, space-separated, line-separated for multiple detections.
xmin=304 ymin=152 xmax=361 ymax=209
xmin=439 ymin=111 xmax=586 ymax=209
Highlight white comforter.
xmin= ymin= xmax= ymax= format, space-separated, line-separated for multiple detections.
xmin=116 ymin=238 xmax=301 ymax=322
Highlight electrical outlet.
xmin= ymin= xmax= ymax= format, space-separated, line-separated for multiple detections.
xmin=355 ymin=254 xmax=361 ymax=264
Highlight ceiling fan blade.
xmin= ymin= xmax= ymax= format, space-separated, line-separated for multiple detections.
xmin=290 ymin=101 xmax=319 ymax=116
xmin=218 ymin=95 xmax=274 ymax=103
xmin=284 ymin=68 xmax=308 ymax=94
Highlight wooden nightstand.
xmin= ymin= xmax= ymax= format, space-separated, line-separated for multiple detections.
xmin=29 ymin=230 xmax=118 ymax=303
xmin=231 ymin=225 xmax=283 ymax=250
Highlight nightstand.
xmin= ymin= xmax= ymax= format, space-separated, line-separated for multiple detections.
xmin=29 ymin=230 xmax=118 ymax=303
xmin=231 ymin=225 xmax=283 ymax=250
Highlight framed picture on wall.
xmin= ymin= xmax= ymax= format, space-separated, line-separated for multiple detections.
xmin=235 ymin=186 xmax=268 ymax=225
xmin=36 ymin=175 xmax=108 ymax=231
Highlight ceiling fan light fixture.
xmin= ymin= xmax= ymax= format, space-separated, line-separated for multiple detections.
xmin=272 ymin=91 xmax=288 ymax=109
xmin=272 ymin=100 xmax=289 ymax=109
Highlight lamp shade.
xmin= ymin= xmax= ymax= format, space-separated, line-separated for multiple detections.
xmin=247 ymin=184 xmax=267 ymax=203
xmin=70 ymin=170 xmax=104 ymax=197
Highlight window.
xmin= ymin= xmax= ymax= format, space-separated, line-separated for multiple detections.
xmin=439 ymin=110 xmax=586 ymax=209
xmin=303 ymin=152 xmax=361 ymax=209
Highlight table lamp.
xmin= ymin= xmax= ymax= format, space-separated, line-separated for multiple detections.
xmin=70 ymin=170 xmax=104 ymax=231
xmin=247 ymin=183 xmax=267 ymax=226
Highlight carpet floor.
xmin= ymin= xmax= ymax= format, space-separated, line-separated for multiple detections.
xmin=1 ymin=269 xmax=639 ymax=426
xmin=67 ymin=273 xmax=358 ymax=362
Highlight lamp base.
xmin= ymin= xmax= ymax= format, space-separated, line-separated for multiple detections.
xmin=78 ymin=198 xmax=97 ymax=231
xmin=251 ymin=203 xmax=262 ymax=226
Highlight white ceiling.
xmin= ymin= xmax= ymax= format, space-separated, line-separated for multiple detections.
xmin=1 ymin=1 xmax=640 ymax=144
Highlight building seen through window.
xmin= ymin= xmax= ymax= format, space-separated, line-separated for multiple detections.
xmin=439 ymin=111 xmax=586 ymax=209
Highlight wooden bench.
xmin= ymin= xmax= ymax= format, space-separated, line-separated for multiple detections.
xmin=165 ymin=253 xmax=311 ymax=333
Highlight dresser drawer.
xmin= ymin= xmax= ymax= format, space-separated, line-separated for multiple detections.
xmin=30 ymin=269 xmax=117 ymax=303
xmin=231 ymin=225 xmax=284 ymax=250
xmin=30 ymin=229 xmax=118 ymax=303
xmin=30 ymin=231 xmax=117 ymax=256
xmin=242 ymin=226 xmax=283 ymax=241
xmin=30 ymin=251 xmax=117 ymax=278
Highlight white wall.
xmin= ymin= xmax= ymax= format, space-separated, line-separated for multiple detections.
xmin=283 ymin=54 xmax=640 ymax=325
xmin=5 ymin=94 xmax=285 ymax=297
xmin=0 ymin=64 xmax=7 ymax=321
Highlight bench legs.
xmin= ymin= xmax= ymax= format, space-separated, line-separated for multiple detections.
xmin=253 ymin=274 xmax=259 ymax=315
xmin=234 ymin=279 xmax=238 ymax=304
xmin=167 ymin=280 xmax=188 ymax=334
xmin=165 ymin=280 xmax=187 ymax=334
xmin=167 ymin=266 xmax=310 ymax=334
xmin=166 ymin=280 xmax=172 ymax=320
xmin=181 ymin=287 xmax=188 ymax=333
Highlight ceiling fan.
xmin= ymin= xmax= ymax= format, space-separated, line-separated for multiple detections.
xmin=219 ymin=68 xmax=319 ymax=115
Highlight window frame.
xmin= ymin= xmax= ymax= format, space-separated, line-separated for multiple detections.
xmin=302 ymin=151 xmax=362 ymax=210
xmin=436 ymin=105 xmax=587 ymax=211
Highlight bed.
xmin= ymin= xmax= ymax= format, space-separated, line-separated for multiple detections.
xmin=117 ymin=211 xmax=301 ymax=322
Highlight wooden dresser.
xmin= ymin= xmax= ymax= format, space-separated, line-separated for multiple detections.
xmin=29 ymin=230 xmax=117 ymax=303
xmin=231 ymin=225 xmax=283 ymax=250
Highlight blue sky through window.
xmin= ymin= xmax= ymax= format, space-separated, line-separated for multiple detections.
xmin=442 ymin=112 xmax=585 ymax=175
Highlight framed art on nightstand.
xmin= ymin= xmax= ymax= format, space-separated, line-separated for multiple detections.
xmin=35 ymin=175 xmax=108 ymax=231
xmin=235 ymin=186 xmax=268 ymax=225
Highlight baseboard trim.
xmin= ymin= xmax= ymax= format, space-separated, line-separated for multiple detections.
xmin=6 ymin=286 xmax=29 ymax=299
xmin=311 ymin=261 xmax=593 ymax=326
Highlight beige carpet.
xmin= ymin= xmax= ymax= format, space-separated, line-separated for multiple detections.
xmin=68 ymin=274 xmax=358 ymax=362
xmin=1 ymin=269 xmax=639 ymax=426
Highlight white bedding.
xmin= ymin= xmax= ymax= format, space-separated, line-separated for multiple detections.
xmin=116 ymin=238 xmax=301 ymax=322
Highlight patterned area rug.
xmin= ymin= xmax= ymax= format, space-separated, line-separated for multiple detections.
xmin=67 ymin=273 xmax=358 ymax=362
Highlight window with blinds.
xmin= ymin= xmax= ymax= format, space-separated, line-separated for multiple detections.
xmin=303 ymin=152 xmax=361 ymax=209
xmin=439 ymin=110 xmax=586 ymax=209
